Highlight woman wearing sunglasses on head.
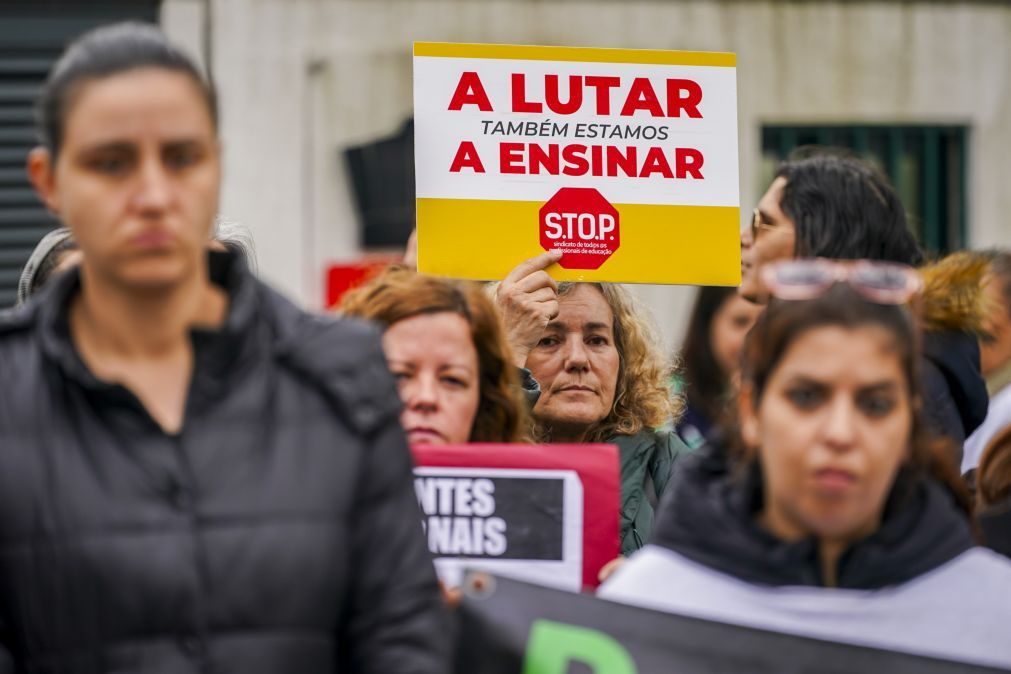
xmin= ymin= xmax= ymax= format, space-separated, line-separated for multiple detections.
xmin=600 ymin=260 xmax=1011 ymax=669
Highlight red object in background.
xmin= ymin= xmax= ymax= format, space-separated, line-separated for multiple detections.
xmin=539 ymin=187 xmax=620 ymax=270
xmin=411 ymin=443 xmax=621 ymax=590
xmin=325 ymin=257 xmax=400 ymax=308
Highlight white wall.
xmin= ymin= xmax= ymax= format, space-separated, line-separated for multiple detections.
xmin=162 ymin=0 xmax=1011 ymax=351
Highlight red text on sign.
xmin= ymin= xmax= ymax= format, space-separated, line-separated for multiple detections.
xmin=499 ymin=142 xmax=703 ymax=180
xmin=511 ymin=74 xmax=702 ymax=118
xmin=449 ymin=141 xmax=486 ymax=172
xmin=539 ymin=188 xmax=620 ymax=270
xmin=448 ymin=71 xmax=493 ymax=111
xmin=446 ymin=72 xmax=704 ymax=118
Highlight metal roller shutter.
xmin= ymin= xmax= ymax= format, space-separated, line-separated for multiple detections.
xmin=0 ymin=2 xmax=160 ymax=307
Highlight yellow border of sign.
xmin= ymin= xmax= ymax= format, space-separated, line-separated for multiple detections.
xmin=417 ymin=198 xmax=741 ymax=286
xmin=413 ymin=42 xmax=735 ymax=68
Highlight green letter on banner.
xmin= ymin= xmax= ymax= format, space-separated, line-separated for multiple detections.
xmin=522 ymin=619 xmax=637 ymax=674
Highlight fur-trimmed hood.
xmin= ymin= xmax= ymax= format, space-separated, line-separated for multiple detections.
xmin=917 ymin=252 xmax=989 ymax=444
xmin=918 ymin=251 xmax=989 ymax=334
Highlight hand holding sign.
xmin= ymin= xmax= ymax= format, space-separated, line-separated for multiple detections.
xmin=495 ymin=250 xmax=563 ymax=368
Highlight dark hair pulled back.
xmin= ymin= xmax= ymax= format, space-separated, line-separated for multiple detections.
xmin=37 ymin=21 xmax=217 ymax=156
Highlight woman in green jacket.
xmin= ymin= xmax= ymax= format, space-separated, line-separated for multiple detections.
xmin=497 ymin=252 xmax=691 ymax=555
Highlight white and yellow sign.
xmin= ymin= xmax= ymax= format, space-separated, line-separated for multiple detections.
xmin=414 ymin=42 xmax=740 ymax=284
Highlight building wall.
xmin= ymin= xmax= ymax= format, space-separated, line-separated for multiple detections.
xmin=162 ymin=0 xmax=1011 ymax=350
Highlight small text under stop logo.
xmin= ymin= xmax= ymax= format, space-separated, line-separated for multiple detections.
xmin=539 ymin=188 xmax=620 ymax=270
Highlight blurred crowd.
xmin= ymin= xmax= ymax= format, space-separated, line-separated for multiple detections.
xmin=2 ymin=21 xmax=1010 ymax=674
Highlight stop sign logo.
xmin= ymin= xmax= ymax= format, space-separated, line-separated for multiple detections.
xmin=539 ymin=188 xmax=620 ymax=270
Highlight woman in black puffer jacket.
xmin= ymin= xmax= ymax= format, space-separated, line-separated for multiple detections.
xmin=602 ymin=269 xmax=1011 ymax=670
xmin=0 ymin=23 xmax=447 ymax=674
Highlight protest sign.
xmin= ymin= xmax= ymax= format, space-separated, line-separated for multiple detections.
xmin=454 ymin=574 xmax=1009 ymax=674
xmin=413 ymin=42 xmax=740 ymax=285
xmin=411 ymin=443 xmax=620 ymax=590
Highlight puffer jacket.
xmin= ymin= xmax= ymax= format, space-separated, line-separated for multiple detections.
xmin=600 ymin=441 xmax=1011 ymax=669
xmin=0 ymin=253 xmax=449 ymax=674
xmin=612 ymin=429 xmax=685 ymax=555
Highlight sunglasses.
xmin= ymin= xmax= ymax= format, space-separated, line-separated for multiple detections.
xmin=761 ymin=259 xmax=923 ymax=304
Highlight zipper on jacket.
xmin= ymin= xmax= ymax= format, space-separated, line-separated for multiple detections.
xmin=172 ymin=428 xmax=215 ymax=671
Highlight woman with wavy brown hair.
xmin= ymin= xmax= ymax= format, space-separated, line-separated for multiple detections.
xmin=495 ymin=252 xmax=691 ymax=556
xmin=340 ymin=266 xmax=529 ymax=445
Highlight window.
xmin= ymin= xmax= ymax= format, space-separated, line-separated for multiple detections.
xmin=760 ymin=125 xmax=968 ymax=255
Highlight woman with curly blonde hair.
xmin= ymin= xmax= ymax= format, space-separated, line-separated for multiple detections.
xmin=340 ymin=266 xmax=529 ymax=445
xmin=496 ymin=252 xmax=691 ymax=555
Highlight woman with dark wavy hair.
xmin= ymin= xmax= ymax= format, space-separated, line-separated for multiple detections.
xmin=740 ymin=150 xmax=987 ymax=449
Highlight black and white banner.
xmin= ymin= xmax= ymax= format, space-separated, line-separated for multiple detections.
xmin=412 ymin=443 xmax=621 ymax=591
xmin=415 ymin=467 xmax=583 ymax=590
xmin=454 ymin=574 xmax=1009 ymax=674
